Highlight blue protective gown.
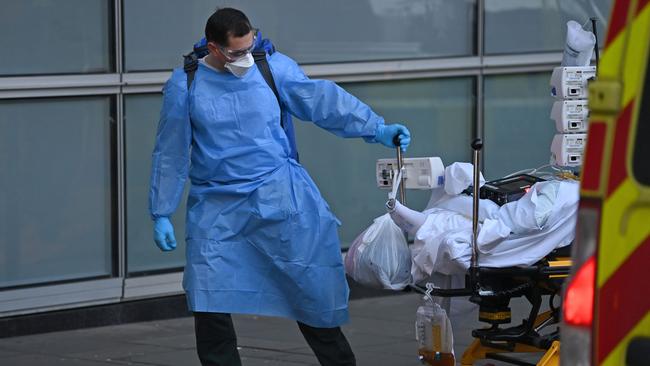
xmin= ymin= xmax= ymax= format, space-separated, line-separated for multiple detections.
xmin=149 ymin=51 xmax=384 ymax=328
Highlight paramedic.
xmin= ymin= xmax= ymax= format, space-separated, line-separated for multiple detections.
xmin=149 ymin=7 xmax=411 ymax=366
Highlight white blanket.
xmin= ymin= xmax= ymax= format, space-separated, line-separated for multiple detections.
xmin=409 ymin=178 xmax=579 ymax=284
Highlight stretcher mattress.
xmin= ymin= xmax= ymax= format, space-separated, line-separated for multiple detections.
xmin=405 ymin=179 xmax=579 ymax=283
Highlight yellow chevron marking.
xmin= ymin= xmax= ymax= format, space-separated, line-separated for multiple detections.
xmin=622 ymin=4 xmax=650 ymax=106
xmin=598 ymin=179 xmax=650 ymax=287
xmin=602 ymin=311 xmax=650 ymax=366
xmin=600 ymin=29 xmax=627 ymax=80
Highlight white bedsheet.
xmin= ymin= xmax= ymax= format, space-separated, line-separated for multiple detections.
xmin=410 ymin=179 xmax=579 ymax=283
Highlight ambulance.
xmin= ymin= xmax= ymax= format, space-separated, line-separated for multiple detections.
xmin=561 ymin=0 xmax=650 ymax=365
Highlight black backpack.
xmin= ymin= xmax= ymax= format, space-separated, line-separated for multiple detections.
xmin=182 ymin=41 xmax=299 ymax=161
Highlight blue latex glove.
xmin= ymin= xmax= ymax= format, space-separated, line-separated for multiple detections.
xmin=375 ymin=123 xmax=411 ymax=152
xmin=153 ymin=217 xmax=177 ymax=251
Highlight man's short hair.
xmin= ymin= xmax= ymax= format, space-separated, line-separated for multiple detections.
xmin=205 ymin=8 xmax=252 ymax=47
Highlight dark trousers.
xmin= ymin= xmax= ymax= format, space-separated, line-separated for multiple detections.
xmin=194 ymin=312 xmax=356 ymax=366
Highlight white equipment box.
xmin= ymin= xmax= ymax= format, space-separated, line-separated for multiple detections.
xmin=550 ymin=99 xmax=589 ymax=133
xmin=376 ymin=157 xmax=444 ymax=190
xmin=550 ymin=66 xmax=596 ymax=100
xmin=550 ymin=133 xmax=587 ymax=167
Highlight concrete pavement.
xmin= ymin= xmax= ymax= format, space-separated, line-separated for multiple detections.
xmin=0 ymin=293 xmax=547 ymax=365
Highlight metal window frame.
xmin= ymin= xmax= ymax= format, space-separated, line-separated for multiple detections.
xmin=0 ymin=279 xmax=123 ymax=317
xmin=123 ymin=272 xmax=183 ymax=300
xmin=115 ymin=0 xmax=127 ymax=283
xmin=0 ymin=0 xmax=569 ymax=318
xmin=476 ymin=0 xmax=486 ymax=169
xmin=0 ymin=52 xmax=562 ymax=317
xmin=0 ymin=53 xmax=562 ymax=98
xmin=0 ymin=74 xmax=121 ymax=99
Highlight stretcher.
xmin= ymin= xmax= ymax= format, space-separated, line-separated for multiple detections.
xmin=411 ymin=248 xmax=568 ymax=366
xmin=395 ymin=139 xmax=569 ymax=366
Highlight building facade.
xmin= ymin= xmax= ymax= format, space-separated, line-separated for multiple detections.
xmin=0 ymin=0 xmax=611 ymax=317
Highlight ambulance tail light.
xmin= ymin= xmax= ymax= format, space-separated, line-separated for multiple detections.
xmin=560 ymin=203 xmax=600 ymax=366
xmin=564 ymin=256 xmax=595 ymax=326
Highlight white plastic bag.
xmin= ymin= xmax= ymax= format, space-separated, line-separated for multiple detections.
xmin=562 ymin=20 xmax=596 ymax=66
xmin=344 ymin=214 xmax=412 ymax=290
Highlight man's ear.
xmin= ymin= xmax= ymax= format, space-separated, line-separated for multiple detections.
xmin=207 ymin=42 xmax=219 ymax=56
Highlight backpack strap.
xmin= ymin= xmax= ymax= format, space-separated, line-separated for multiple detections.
xmin=252 ymin=51 xmax=285 ymax=129
xmin=183 ymin=43 xmax=209 ymax=90
xmin=183 ymin=52 xmax=198 ymax=90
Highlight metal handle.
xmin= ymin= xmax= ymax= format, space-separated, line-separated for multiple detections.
xmin=591 ymin=17 xmax=600 ymax=68
xmin=470 ymin=139 xmax=483 ymax=272
xmin=393 ymin=135 xmax=406 ymax=206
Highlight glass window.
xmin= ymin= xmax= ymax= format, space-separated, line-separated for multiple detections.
xmin=295 ymin=77 xmax=474 ymax=247
xmin=123 ymin=0 xmax=476 ymax=72
xmin=0 ymin=97 xmax=114 ymax=288
xmin=483 ymin=73 xmax=556 ymax=180
xmin=632 ymin=56 xmax=649 ymax=186
xmin=0 ymin=1 xmax=112 ymax=76
xmin=124 ymin=94 xmax=187 ymax=275
xmin=484 ymin=0 xmax=612 ymax=55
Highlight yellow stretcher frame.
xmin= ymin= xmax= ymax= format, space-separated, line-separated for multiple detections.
xmin=460 ymin=311 xmax=561 ymax=366
xmin=415 ymin=255 xmax=570 ymax=366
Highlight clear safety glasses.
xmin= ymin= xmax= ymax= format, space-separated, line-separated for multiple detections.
xmin=219 ymin=30 xmax=257 ymax=60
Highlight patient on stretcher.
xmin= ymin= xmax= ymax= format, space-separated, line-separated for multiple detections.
xmin=388 ymin=163 xmax=579 ymax=283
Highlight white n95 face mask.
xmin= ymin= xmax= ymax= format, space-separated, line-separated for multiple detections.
xmin=225 ymin=53 xmax=254 ymax=78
